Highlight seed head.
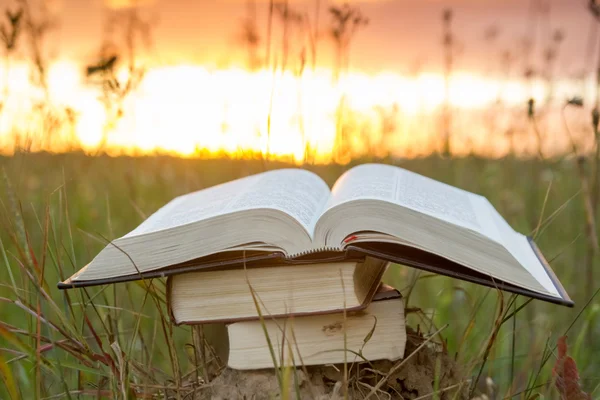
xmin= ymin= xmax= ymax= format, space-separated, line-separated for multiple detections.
xmin=592 ymin=108 xmax=599 ymax=133
xmin=527 ymin=98 xmax=535 ymax=119
xmin=566 ymin=96 xmax=584 ymax=107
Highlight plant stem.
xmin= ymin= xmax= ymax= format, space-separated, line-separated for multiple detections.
xmin=576 ymin=156 xmax=599 ymax=304
xmin=265 ymin=0 xmax=274 ymax=69
xmin=192 ymin=325 xmax=209 ymax=383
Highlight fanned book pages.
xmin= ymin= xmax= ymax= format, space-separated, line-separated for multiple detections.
xmin=227 ymin=285 xmax=406 ymax=370
xmin=59 ymin=164 xmax=572 ymax=307
xmin=168 ymin=258 xmax=389 ymax=324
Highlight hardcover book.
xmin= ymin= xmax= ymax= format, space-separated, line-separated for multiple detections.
xmin=226 ymin=285 xmax=406 ymax=370
xmin=168 ymin=258 xmax=389 ymax=324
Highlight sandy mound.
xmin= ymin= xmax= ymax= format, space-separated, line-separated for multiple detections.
xmin=198 ymin=327 xmax=469 ymax=399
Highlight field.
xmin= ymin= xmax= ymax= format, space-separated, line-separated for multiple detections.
xmin=0 ymin=152 xmax=597 ymax=398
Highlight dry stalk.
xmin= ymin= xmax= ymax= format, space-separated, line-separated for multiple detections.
xmin=363 ymin=324 xmax=449 ymax=400
xmin=192 ymin=325 xmax=209 ymax=384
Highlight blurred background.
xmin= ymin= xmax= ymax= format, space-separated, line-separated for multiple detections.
xmin=0 ymin=0 xmax=597 ymax=161
xmin=0 ymin=0 xmax=599 ymax=398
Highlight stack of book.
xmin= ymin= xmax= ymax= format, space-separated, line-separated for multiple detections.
xmin=58 ymin=163 xmax=573 ymax=368
xmin=167 ymin=257 xmax=406 ymax=369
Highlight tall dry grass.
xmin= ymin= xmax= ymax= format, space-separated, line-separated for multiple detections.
xmin=0 ymin=153 xmax=597 ymax=398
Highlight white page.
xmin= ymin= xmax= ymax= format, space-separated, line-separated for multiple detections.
xmin=327 ymin=164 xmax=559 ymax=297
xmin=326 ymin=164 xmax=398 ymax=205
xmin=124 ymin=169 xmax=331 ymax=239
xmin=227 ymin=169 xmax=331 ymax=236
xmin=485 ymin=204 xmax=559 ymax=296
xmin=326 ymin=164 xmax=483 ymax=233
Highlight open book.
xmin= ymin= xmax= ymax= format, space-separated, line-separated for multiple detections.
xmin=59 ymin=164 xmax=572 ymax=306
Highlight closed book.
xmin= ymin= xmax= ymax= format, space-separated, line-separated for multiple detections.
xmin=167 ymin=257 xmax=389 ymax=324
xmin=227 ymin=285 xmax=406 ymax=370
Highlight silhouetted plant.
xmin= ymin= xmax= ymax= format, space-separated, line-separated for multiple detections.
xmin=239 ymin=0 xmax=262 ymax=71
xmin=572 ymin=0 xmax=600 ymax=307
xmin=441 ymin=8 xmax=454 ymax=156
xmin=274 ymin=1 xmax=303 ymax=72
xmin=542 ymin=29 xmax=565 ymax=103
xmin=0 ymin=6 xmax=23 ymax=102
xmin=265 ymin=0 xmax=274 ymax=69
xmin=305 ymin=0 xmax=321 ymax=72
xmin=0 ymin=8 xmax=22 ymax=52
xmin=17 ymin=0 xmax=55 ymax=97
xmin=3 ymin=1 xmax=80 ymax=151
xmin=374 ymin=104 xmax=398 ymax=158
xmin=482 ymin=25 xmax=500 ymax=76
xmin=86 ymin=5 xmax=152 ymax=152
xmin=329 ymin=3 xmax=368 ymax=82
xmin=328 ymin=3 xmax=368 ymax=162
xmin=527 ymin=97 xmax=545 ymax=159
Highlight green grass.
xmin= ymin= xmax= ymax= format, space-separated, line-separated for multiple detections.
xmin=0 ymin=151 xmax=598 ymax=399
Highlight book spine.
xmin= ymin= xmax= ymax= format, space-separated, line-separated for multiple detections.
xmin=288 ymin=246 xmax=343 ymax=258
xmin=165 ymin=276 xmax=178 ymax=325
xmin=359 ymin=261 xmax=391 ymax=307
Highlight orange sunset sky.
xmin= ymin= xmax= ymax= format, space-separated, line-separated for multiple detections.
xmin=33 ymin=0 xmax=591 ymax=75
xmin=0 ymin=0 xmax=597 ymax=160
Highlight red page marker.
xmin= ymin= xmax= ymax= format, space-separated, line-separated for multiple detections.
xmin=344 ymin=235 xmax=358 ymax=244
